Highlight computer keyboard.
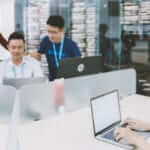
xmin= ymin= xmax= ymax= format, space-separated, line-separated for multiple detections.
xmin=102 ymin=128 xmax=129 ymax=145
xmin=103 ymin=129 xmax=115 ymax=141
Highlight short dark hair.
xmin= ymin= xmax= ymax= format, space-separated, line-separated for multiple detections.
xmin=8 ymin=32 xmax=25 ymax=44
xmin=47 ymin=16 xmax=65 ymax=29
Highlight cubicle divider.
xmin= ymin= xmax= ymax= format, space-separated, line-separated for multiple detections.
xmin=88 ymin=68 xmax=136 ymax=98
xmin=0 ymin=69 xmax=136 ymax=149
xmin=1 ymin=82 xmax=56 ymax=150
xmin=0 ymin=69 xmax=136 ymax=121
xmin=0 ymin=85 xmax=16 ymax=123
xmin=64 ymin=68 xmax=136 ymax=112
xmin=19 ymin=83 xmax=56 ymax=122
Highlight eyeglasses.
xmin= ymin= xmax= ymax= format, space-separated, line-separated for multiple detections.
xmin=48 ymin=30 xmax=60 ymax=35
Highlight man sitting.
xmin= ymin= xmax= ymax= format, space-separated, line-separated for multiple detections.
xmin=0 ymin=32 xmax=43 ymax=82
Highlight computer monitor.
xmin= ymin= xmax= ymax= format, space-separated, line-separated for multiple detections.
xmin=56 ymin=56 xmax=104 ymax=79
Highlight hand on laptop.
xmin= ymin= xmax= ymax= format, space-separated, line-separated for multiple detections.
xmin=114 ymin=127 xmax=150 ymax=150
xmin=123 ymin=118 xmax=150 ymax=131
xmin=114 ymin=127 xmax=142 ymax=145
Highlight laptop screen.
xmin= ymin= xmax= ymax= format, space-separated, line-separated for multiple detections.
xmin=91 ymin=90 xmax=121 ymax=134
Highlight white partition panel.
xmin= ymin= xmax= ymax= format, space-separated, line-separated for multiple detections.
xmin=64 ymin=69 xmax=136 ymax=112
xmin=19 ymin=83 xmax=56 ymax=122
xmin=89 ymin=69 xmax=136 ymax=98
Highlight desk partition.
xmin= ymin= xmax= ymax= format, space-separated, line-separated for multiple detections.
xmin=64 ymin=68 xmax=136 ymax=112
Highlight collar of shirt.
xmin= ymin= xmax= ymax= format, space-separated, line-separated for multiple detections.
xmin=7 ymin=57 xmax=27 ymax=68
xmin=5 ymin=57 xmax=31 ymax=78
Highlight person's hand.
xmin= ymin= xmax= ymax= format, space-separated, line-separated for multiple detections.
xmin=114 ymin=127 xmax=150 ymax=150
xmin=29 ymin=51 xmax=41 ymax=60
xmin=114 ymin=127 xmax=142 ymax=145
xmin=123 ymin=118 xmax=150 ymax=131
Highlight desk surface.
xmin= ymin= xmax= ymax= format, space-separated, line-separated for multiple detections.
xmin=18 ymin=94 xmax=150 ymax=150
xmin=1 ymin=94 xmax=150 ymax=150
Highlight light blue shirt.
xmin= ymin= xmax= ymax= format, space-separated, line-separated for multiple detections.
xmin=0 ymin=56 xmax=43 ymax=81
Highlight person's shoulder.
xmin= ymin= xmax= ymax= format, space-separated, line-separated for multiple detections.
xmin=41 ymin=36 xmax=50 ymax=43
xmin=65 ymin=37 xmax=77 ymax=45
xmin=24 ymin=56 xmax=41 ymax=66
xmin=0 ymin=58 xmax=10 ymax=65
xmin=0 ymin=58 xmax=10 ymax=73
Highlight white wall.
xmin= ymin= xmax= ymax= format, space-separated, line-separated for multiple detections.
xmin=0 ymin=0 xmax=15 ymax=38
xmin=0 ymin=0 xmax=15 ymax=59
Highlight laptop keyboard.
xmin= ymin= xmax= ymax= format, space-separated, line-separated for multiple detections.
xmin=102 ymin=128 xmax=130 ymax=145
xmin=103 ymin=129 xmax=115 ymax=141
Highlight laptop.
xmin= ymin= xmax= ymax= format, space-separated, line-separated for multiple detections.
xmin=56 ymin=56 xmax=104 ymax=79
xmin=90 ymin=90 xmax=150 ymax=149
xmin=3 ymin=77 xmax=48 ymax=89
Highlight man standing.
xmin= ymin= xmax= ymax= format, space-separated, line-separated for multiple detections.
xmin=31 ymin=16 xmax=81 ymax=81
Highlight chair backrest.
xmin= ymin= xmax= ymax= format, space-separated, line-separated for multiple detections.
xmin=18 ymin=83 xmax=56 ymax=121
xmin=0 ymin=85 xmax=16 ymax=123
xmin=3 ymin=77 xmax=48 ymax=89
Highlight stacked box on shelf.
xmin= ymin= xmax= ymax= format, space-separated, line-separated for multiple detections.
xmin=85 ymin=5 xmax=96 ymax=56
xmin=24 ymin=3 xmax=40 ymax=52
xmin=140 ymin=1 xmax=150 ymax=36
xmin=71 ymin=1 xmax=86 ymax=56
xmin=140 ymin=1 xmax=150 ymax=24
xmin=38 ymin=1 xmax=49 ymax=76
xmin=38 ymin=1 xmax=49 ymax=40
xmin=24 ymin=0 xmax=50 ymax=77
xmin=121 ymin=1 xmax=141 ymax=34
xmin=121 ymin=2 xmax=139 ymax=25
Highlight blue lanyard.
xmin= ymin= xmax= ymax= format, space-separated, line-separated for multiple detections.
xmin=52 ymin=36 xmax=64 ymax=68
xmin=12 ymin=63 xmax=25 ymax=78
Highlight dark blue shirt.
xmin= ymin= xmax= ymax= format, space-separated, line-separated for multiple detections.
xmin=38 ymin=36 xmax=81 ymax=81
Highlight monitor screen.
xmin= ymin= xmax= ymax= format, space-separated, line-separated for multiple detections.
xmin=91 ymin=90 xmax=121 ymax=134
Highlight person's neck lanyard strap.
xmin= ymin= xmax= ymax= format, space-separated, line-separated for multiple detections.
xmin=12 ymin=63 xmax=25 ymax=78
xmin=52 ymin=36 xmax=64 ymax=68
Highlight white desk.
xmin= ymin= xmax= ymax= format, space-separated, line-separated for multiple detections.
xmin=16 ymin=94 xmax=150 ymax=150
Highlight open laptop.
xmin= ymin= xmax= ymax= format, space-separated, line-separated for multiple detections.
xmin=56 ymin=56 xmax=104 ymax=79
xmin=90 ymin=90 xmax=150 ymax=149
xmin=3 ymin=77 xmax=48 ymax=89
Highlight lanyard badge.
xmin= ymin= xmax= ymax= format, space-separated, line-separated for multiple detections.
xmin=52 ymin=36 xmax=64 ymax=68
xmin=12 ymin=63 xmax=25 ymax=78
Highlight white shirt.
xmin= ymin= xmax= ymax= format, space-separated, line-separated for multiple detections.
xmin=0 ymin=56 xmax=44 ymax=81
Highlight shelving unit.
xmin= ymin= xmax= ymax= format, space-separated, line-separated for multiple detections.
xmin=121 ymin=0 xmax=150 ymax=36
xmin=71 ymin=0 xmax=98 ymax=56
